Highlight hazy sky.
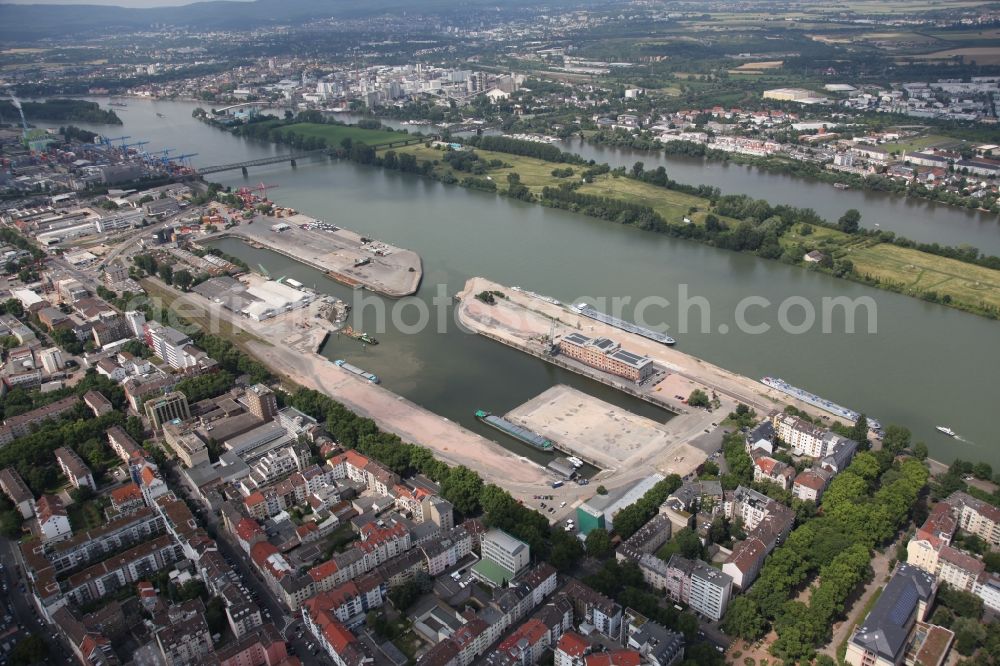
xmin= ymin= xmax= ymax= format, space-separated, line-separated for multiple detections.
xmin=0 ymin=0 xmax=249 ymax=6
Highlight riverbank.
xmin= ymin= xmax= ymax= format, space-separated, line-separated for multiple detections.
xmin=142 ymin=276 xmax=558 ymax=492
xmin=200 ymin=212 xmax=422 ymax=297
xmin=587 ymin=131 xmax=1000 ymax=216
xmin=378 ymin=141 xmax=1000 ymax=319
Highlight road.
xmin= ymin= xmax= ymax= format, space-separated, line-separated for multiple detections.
xmin=819 ymin=533 xmax=902 ymax=659
xmin=0 ymin=538 xmax=74 ymax=663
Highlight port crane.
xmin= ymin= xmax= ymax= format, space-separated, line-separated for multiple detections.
xmin=99 ymin=135 xmax=130 ymax=146
xmin=254 ymin=182 xmax=278 ymax=200
xmin=171 ymin=153 xmax=199 ymax=166
xmin=121 ymin=140 xmax=149 ymax=151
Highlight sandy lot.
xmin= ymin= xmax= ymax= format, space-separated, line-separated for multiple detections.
xmin=507 ymin=385 xmax=706 ymax=478
xmin=211 ymin=215 xmax=422 ymax=297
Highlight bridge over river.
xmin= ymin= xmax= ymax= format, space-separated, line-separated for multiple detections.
xmin=193 ymin=136 xmax=426 ymax=176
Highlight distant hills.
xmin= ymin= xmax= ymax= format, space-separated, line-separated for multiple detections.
xmin=0 ymin=0 xmax=552 ymax=42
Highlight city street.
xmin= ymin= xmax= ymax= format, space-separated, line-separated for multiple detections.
xmin=0 ymin=538 xmax=73 ymax=663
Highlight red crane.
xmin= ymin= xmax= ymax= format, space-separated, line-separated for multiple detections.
xmin=254 ymin=182 xmax=279 ymax=201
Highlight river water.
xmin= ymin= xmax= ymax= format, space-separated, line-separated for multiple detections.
xmin=62 ymin=98 xmax=999 ymax=467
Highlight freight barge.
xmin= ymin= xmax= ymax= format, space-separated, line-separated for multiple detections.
xmin=334 ymin=359 xmax=379 ymax=384
xmin=761 ymin=376 xmax=881 ymax=431
xmin=475 ymin=410 xmax=553 ymax=451
xmin=570 ymin=303 xmax=675 ymax=346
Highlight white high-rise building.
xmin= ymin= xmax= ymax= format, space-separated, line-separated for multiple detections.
xmin=125 ymin=310 xmax=146 ymax=338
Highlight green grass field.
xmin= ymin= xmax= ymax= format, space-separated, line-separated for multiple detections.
xmin=389 ymin=143 xmax=718 ymax=225
xmin=879 ymin=134 xmax=958 ymax=154
xmin=282 ymin=123 xmax=408 ymax=146
xmin=847 ymin=243 xmax=1000 ymax=312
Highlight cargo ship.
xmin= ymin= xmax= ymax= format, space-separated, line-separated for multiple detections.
xmin=475 ymin=410 xmax=553 ymax=450
xmin=334 ymin=359 xmax=379 ymax=384
xmin=571 ymin=303 xmax=675 ymax=345
xmin=761 ymin=376 xmax=881 ymax=431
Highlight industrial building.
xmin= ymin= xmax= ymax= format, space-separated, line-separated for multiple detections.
xmin=193 ymin=276 xmax=315 ymax=321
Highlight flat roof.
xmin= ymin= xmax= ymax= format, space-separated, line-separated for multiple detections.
xmin=471 ymin=559 xmax=514 ymax=586
xmin=610 ymin=349 xmax=651 ymax=368
xmin=485 ymin=528 xmax=528 ymax=556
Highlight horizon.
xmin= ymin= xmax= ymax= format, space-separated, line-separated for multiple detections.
xmin=0 ymin=0 xmax=250 ymax=6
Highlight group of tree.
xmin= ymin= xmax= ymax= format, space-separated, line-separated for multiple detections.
xmin=0 ymin=98 xmax=121 ymax=125
xmin=174 ymin=370 xmax=235 ymax=403
xmin=465 ymin=134 xmax=585 ymax=164
xmin=610 ymin=474 xmax=683 ymax=539
xmin=723 ymin=451 xmax=928 ymax=661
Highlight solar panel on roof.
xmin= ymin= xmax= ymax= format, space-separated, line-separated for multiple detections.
xmin=888 ymin=586 xmax=917 ymax=626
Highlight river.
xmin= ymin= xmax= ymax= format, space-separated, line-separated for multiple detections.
xmin=61 ymin=98 xmax=999 ymax=468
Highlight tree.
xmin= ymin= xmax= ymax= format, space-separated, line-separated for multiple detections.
xmin=173 ymin=269 xmax=194 ymax=291
xmin=973 ymin=461 xmax=993 ymax=480
xmin=849 ymin=414 xmax=869 ymax=446
xmin=687 ymin=389 xmax=709 ymax=408
xmin=596 ymin=485 xmax=608 ymax=495
xmin=157 ymin=263 xmax=174 ymax=284
xmin=881 ymin=425 xmax=911 ymax=456
xmin=913 ymin=442 xmax=929 ymax=460
xmin=838 ymin=209 xmax=861 ymax=233
xmin=9 ymin=635 xmax=48 ymax=665
xmin=722 ymin=597 xmax=766 ymax=640
xmin=70 ymin=486 xmax=95 ymax=504
xmin=441 ymin=466 xmax=483 ymax=515
xmin=0 ymin=511 xmax=22 ymax=538
xmin=953 ymin=616 xmax=986 ymax=655
xmin=673 ymin=529 xmax=702 ymax=562
xmin=585 ymin=528 xmax=613 ymax=558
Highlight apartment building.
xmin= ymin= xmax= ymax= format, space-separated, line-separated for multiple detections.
xmin=54 ymin=447 xmax=96 ymax=489
xmin=623 ymin=611 xmax=685 ymax=666
xmin=663 ymin=555 xmax=733 ymax=621
xmin=722 ymin=486 xmax=795 ymax=590
xmin=792 ymin=468 xmax=832 ymax=503
xmin=64 ymin=534 xmax=181 ymax=605
xmin=0 ymin=396 xmax=80 ymax=445
xmin=948 ymin=491 xmax=1000 ymax=549
xmin=36 ymin=494 xmax=72 ymax=543
xmin=770 ymin=412 xmax=856 ymax=461
xmin=0 ymin=467 xmax=34 ymax=518
xmin=561 ymin=580 xmax=623 ymax=638
xmin=145 ymin=391 xmax=191 ymax=430
xmin=751 ymin=454 xmax=794 ymax=490
xmin=214 ymin=624 xmax=291 ymax=666
xmin=155 ymin=599 xmax=214 ymax=666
